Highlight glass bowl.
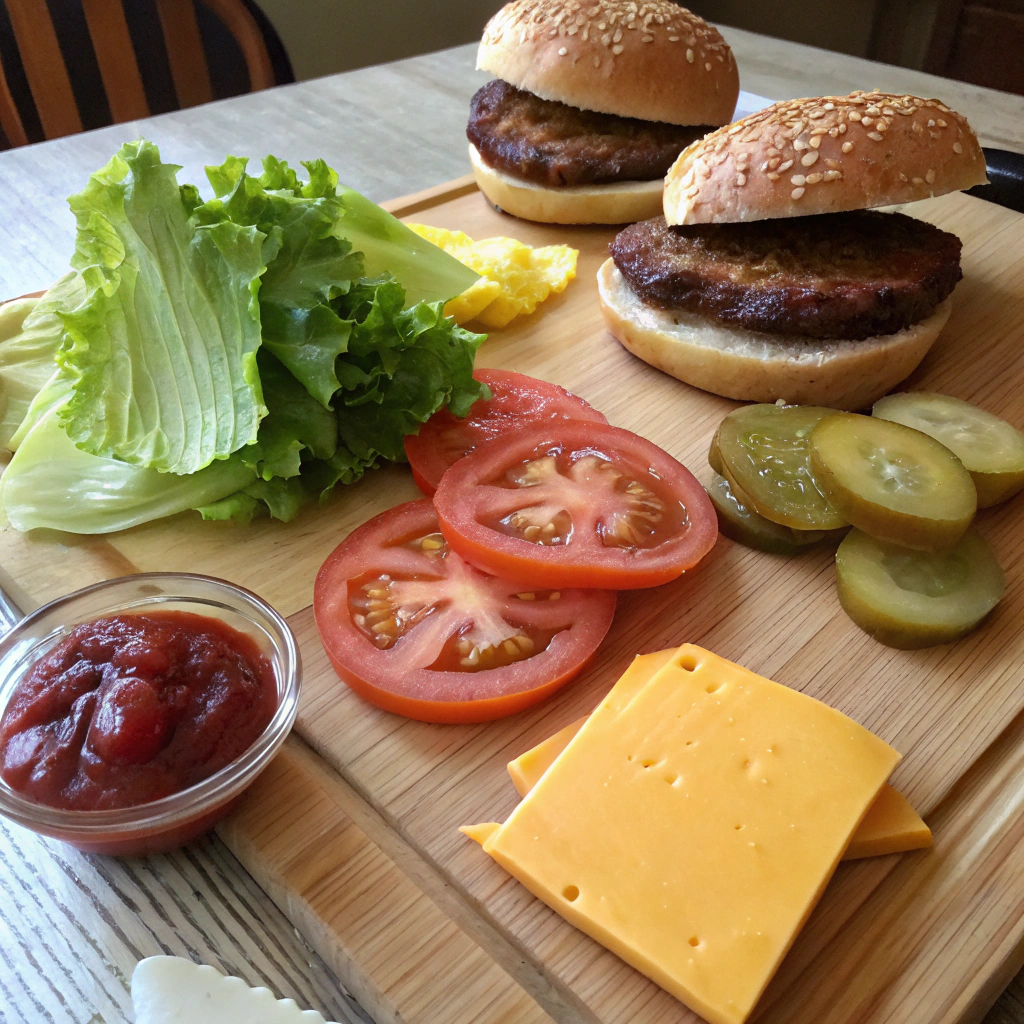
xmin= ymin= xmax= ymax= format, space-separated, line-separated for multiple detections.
xmin=0 ymin=573 xmax=300 ymax=856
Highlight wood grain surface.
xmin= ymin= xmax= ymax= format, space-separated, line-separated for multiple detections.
xmin=2 ymin=32 xmax=1024 ymax=1024
xmin=227 ymin=182 xmax=1024 ymax=1023
xmin=4 ymin=176 xmax=1024 ymax=1024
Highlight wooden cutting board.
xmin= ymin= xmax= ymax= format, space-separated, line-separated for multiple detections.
xmin=3 ymin=177 xmax=1024 ymax=1024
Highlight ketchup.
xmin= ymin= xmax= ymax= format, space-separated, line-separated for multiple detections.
xmin=0 ymin=612 xmax=276 ymax=811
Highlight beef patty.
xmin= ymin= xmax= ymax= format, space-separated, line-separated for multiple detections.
xmin=467 ymin=79 xmax=710 ymax=189
xmin=610 ymin=211 xmax=962 ymax=340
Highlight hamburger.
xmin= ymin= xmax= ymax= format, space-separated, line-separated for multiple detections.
xmin=468 ymin=0 xmax=739 ymax=225
xmin=598 ymin=91 xmax=988 ymax=409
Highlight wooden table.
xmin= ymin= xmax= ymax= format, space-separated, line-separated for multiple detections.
xmin=1 ymin=27 xmax=1023 ymax=1024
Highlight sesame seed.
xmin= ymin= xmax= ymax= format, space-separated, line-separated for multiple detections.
xmin=823 ymin=102 xmax=835 ymax=110
xmin=735 ymin=173 xmax=746 ymax=186
xmin=937 ymin=118 xmax=947 ymax=128
xmin=805 ymin=172 xmax=823 ymax=184
xmin=841 ymin=141 xmax=854 ymax=153
xmin=790 ymin=174 xmax=806 ymax=185
xmin=867 ymin=132 xmax=884 ymax=141
xmin=823 ymin=170 xmax=842 ymax=181
xmin=767 ymin=157 xmax=781 ymax=169
xmin=926 ymin=168 xmax=936 ymax=183
xmin=793 ymin=139 xmax=808 ymax=151
xmin=613 ymin=26 xmax=622 ymax=41
xmin=778 ymin=159 xmax=794 ymax=171
xmin=866 ymin=106 xmax=881 ymax=116
xmin=668 ymin=34 xmax=679 ymax=40
xmin=809 ymin=136 xmax=822 ymax=149
xmin=705 ymin=61 xmax=712 ymax=70
xmin=558 ymin=45 xmax=568 ymax=54
xmin=953 ymin=141 xmax=963 ymax=154
xmin=593 ymin=54 xmax=600 ymax=66
xmin=791 ymin=187 xmax=805 ymax=200
xmin=767 ymin=172 xmax=780 ymax=180
xmin=861 ymin=117 xmax=874 ymax=128
xmin=801 ymin=151 xmax=819 ymax=166
xmin=838 ymin=123 xmax=847 ymax=134
xmin=686 ymin=47 xmax=694 ymax=61
xmin=612 ymin=42 xmax=624 ymax=52
xmin=899 ymin=173 xmax=908 ymax=182
xmin=849 ymin=110 xmax=862 ymax=121
xmin=912 ymin=177 xmax=924 ymax=185
xmin=927 ymin=119 xmax=935 ymax=127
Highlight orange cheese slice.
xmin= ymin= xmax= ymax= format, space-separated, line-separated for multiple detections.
xmin=508 ymin=649 xmax=931 ymax=861
xmin=463 ymin=645 xmax=902 ymax=1024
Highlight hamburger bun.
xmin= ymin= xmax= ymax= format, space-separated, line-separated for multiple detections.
xmin=469 ymin=143 xmax=664 ymax=224
xmin=597 ymin=258 xmax=953 ymax=410
xmin=665 ymin=91 xmax=987 ymax=225
xmin=477 ymin=0 xmax=739 ymax=127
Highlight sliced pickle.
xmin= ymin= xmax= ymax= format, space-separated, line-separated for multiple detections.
xmin=809 ymin=412 xmax=976 ymax=551
xmin=873 ymin=392 xmax=1024 ymax=508
xmin=707 ymin=474 xmax=848 ymax=555
xmin=835 ymin=529 xmax=1004 ymax=649
xmin=715 ymin=404 xmax=847 ymax=531
xmin=708 ymin=427 xmax=725 ymax=475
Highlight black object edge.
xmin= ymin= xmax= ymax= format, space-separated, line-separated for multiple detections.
xmin=969 ymin=148 xmax=1024 ymax=213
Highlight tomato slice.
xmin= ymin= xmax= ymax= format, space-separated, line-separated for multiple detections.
xmin=434 ymin=421 xmax=718 ymax=589
xmin=403 ymin=368 xmax=607 ymax=495
xmin=313 ymin=499 xmax=616 ymax=723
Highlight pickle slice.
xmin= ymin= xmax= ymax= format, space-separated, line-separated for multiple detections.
xmin=716 ymin=404 xmax=847 ymax=531
xmin=708 ymin=427 xmax=725 ymax=475
xmin=810 ymin=413 xmax=976 ymax=551
xmin=708 ymin=474 xmax=848 ymax=554
xmin=835 ymin=529 xmax=1004 ymax=649
xmin=873 ymin=392 xmax=1024 ymax=508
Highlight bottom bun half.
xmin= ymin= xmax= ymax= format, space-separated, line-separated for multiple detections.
xmin=469 ymin=144 xmax=664 ymax=225
xmin=597 ymin=259 xmax=952 ymax=410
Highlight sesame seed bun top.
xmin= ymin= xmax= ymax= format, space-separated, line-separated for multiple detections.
xmin=477 ymin=0 xmax=739 ymax=127
xmin=664 ymin=91 xmax=988 ymax=224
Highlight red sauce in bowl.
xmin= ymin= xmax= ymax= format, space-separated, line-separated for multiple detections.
xmin=0 ymin=612 xmax=277 ymax=811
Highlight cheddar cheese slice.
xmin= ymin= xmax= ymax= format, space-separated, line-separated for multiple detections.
xmin=844 ymin=784 xmax=932 ymax=859
xmin=463 ymin=645 xmax=901 ymax=1024
xmin=508 ymin=649 xmax=931 ymax=861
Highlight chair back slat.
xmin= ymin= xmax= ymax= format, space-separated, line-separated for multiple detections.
xmin=198 ymin=0 xmax=274 ymax=91
xmin=0 ymin=0 xmax=282 ymax=147
xmin=155 ymin=0 xmax=213 ymax=109
xmin=81 ymin=0 xmax=149 ymax=122
xmin=5 ymin=0 xmax=82 ymax=139
xmin=0 ymin=51 xmax=28 ymax=147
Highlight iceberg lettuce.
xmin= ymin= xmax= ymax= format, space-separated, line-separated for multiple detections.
xmin=57 ymin=141 xmax=267 ymax=475
xmin=0 ymin=142 xmax=487 ymax=534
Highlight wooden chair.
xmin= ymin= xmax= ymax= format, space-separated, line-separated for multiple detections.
xmin=0 ymin=0 xmax=289 ymax=148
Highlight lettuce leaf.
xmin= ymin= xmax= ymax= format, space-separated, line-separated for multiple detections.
xmin=1 ymin=376 xmax=254 ymax=534
xmin=56 ymin=140 xmax=268 ymax=475
xmin=241 ymin=350 xmax=337 ymax=480
xmin=0 ymin=144 xmax=489 ymax=535
xmin=0 ymin=274 xmax=86 ymax=448
xmin=332 ymin=284 xmax=486 ymax=462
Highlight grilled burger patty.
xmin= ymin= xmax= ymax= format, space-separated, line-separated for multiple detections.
xmin=467 ymin=80 xmax=710 ymax=189
xmin=610 ymin=211 xmax=963 ymax=340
